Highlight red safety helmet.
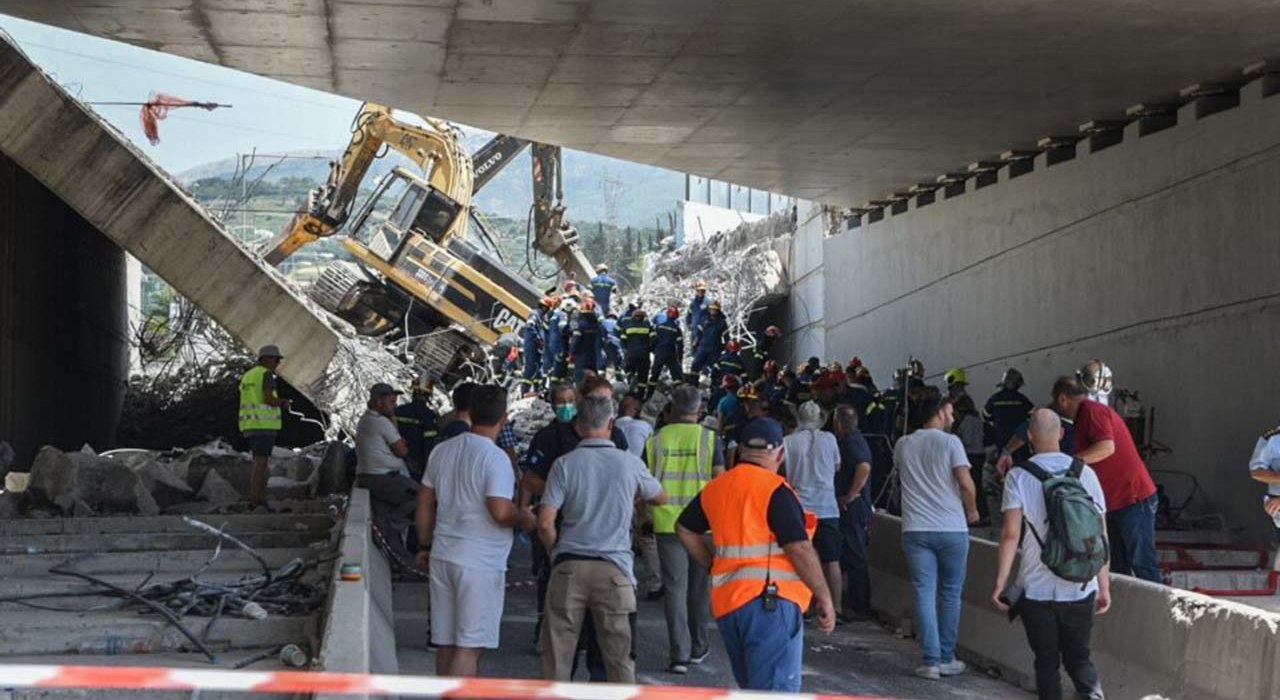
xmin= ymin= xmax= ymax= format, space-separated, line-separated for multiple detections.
xmin=725 ymin=340 xmax=741 ymax=353
xmin=633 ymin=307 xmax=647 ymax=318
xmin=722 ymin=374 xmax=741 ymax=389
xmin=666 ymin=306 xmax=679 ymax=321
xmin=581 ymin=298 xmax=597 ymax=312
xmin=763 ymin=359 xmax=779 ymax=375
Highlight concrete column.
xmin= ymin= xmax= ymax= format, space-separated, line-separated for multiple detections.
xmin=0 ymin=151 xmax=128 ymax=466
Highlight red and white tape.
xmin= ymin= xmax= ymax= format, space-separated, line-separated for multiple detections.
xmin=0 ymin=664 xmax=890 ymax=699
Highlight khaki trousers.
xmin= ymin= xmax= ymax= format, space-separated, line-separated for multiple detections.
xmin=539 ymin=559 xmax=637 ymax=682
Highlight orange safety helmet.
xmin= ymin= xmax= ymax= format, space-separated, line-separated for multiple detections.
xmin=738 ymin=383 xmax=762 ymax=402
xmin=581 ymin=298 xmax=597 ymax=312
xmin=539 ymin=295 xmax=559 ymax=309
xmin=725 ymin=339 xmax=741 ymax=353
xmin=708 ymin=300 xmax=722 ymax=312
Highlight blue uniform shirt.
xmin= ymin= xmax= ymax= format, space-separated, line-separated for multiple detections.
xmin=590 ymin=274 xmax=618 ymax=315
xmin=1250 ymin=430 xmax=1280 ymax=497
xmin=687 ymin=293 xmax=709 ymax=331
xmin=653 ymin=316 xmax=683 ymax=355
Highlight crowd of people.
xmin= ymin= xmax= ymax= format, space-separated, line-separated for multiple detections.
xmin=237 ymin=275 xmax=1161 ymax=699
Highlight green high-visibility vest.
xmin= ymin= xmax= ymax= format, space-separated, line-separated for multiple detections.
xmin=646 ymin=423 xmax=716 ymax=534
xmin=238 ymin=365 xmax=282 ymax=432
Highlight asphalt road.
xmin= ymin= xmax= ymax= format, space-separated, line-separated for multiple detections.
xmin=396 ymin=540 xmax=1029 ymax=700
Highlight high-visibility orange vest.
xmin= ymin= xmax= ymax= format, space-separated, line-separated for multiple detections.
xmin=700 ymin=462 xmax=817 ymax=618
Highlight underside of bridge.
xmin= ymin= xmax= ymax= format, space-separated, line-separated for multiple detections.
xmin=4 ymin=0 xmax=1280 ymax=204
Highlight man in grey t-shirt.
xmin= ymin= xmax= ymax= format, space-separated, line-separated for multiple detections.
xmin=537 ymin=394 xmax=667 ymax=682
xmin=355 ymin=383 xmax=421 ymax=568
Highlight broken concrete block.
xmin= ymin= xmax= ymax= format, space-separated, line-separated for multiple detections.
xmin=185 ymin=454 xmax=253 ymax=496
xmin=136 ymin=460 xmax=194 ymax=508
xmin=197 ymin=469 xmax=243 ymax=505
xmin=28 ymin=446 xmax=79 ymax=514
xmin=78 ymin=457 xmax=159 ymax=514
xmin=4 ymin=471 xmax=29 ymax=493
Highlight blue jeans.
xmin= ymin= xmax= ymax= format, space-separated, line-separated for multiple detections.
xmin=716 ymin=597 xmax=804 ymax=691
xmin=1106 ymin=493 xmax=1161 ymax=583
xmin=902 ymin=531 xmax=969 ymax=666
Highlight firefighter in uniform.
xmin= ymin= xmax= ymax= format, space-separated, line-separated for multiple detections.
xmin=239 ymin=345 xmax=289 ymax=507
xmin=686 ymin=280 xmax=710 ymax=349
xmin=543 ymin=299 xmax=572 ymax=386
xmin=649 ymin=306 xmax=685 ymax=387
xmin=569 ymin=298 xmax=604 ymax=384
xmin=522 ymin=298 xmax=554 ymax=395
xmin=691 ymin=301 xmax=728 ymax=377
xmin=394 ymin=380 xmax=440 ymax=482
xmin=675 ymin=417 xmax=834 ymax=691
xmin=589 ymin=263 xmax=619 ymax=316
xmin=619 ymin=307 xmax=655 ymax=396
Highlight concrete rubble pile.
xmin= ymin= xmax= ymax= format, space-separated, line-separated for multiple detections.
xmin=640 ymin=211 xmax=793 ymax=313
xmin=1 ymin=439 xmax=335 ymax=518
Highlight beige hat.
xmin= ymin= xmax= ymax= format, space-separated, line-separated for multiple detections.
xmin=797 ymin=401 xmax=826 ymax=431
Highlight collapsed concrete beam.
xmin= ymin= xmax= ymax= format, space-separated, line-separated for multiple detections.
xmin=0 ymin=36 xmax=409 ymax=434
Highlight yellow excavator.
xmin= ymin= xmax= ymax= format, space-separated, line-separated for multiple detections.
xmin=261 ymin=102 xmax=595 ymax=380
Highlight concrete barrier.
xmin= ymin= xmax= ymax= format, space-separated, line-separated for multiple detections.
xmin=869 ymin=513 xmax=1280 ymax=699
xmin=314 ymin=488 xmax=397 ymax=700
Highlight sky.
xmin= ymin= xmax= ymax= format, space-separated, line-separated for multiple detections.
xmin=0 ymin=14 xmax=396 ymax=174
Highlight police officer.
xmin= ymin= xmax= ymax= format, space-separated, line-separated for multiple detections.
xmin=686 ymin=281 xmax=709 ymax=349
xmin=589 ymin=263 xmax=619 ymax=317
xmin=691 ymin=300 xmax=727 ymax=377
xmin=543 ymin=298 xmax=572 ymax=386
xmin=569 ymin=298 xmax=605 ymax=384
xmin=650 ymin=306 xmax=685 ymax=387
xmin=394 ymin=382 xmax=440 ymax=481
xmin=618 ymin=306 xmax=654 ymax=396
xmin=1249 ymin=424 xmax=1280 ymax=530
xmin=522 ymin=298 xmax=553 ymax=395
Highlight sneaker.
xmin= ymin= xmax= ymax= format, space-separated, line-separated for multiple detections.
xmin=913 ymin=665 xmax=941 ymax=680
xmin=690 ymin=649 xmax=710 ymax=665
xmin=666 ymin=661 xmax=690 ymax=675
xmin=939 ymin=660 xmax=967 ymax=676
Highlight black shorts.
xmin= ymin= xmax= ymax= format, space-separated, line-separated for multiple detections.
xmin=244 ymin=432 xmax=277 ymax=458
xmin=813 ymin=517 xmax=842 ymax=563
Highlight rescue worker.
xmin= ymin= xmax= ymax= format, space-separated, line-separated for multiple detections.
xmin=691 ymin=301 xmax=728 ymax=377
xmin=716 ymin=375 xmax=746 ymax=451
xmin=838 ymin=364 xmax=884 ymax=433
xmin=239 ymin=345 xmax=289 ymax=508
xmin=645 ymin=385 xmax=724 ymax=675
xmin=394 ymin=380 xmax=440 ymax=481
xmin=521 ymin=298 xmax=553 ymax=395
xmin=749 ymin=325 xmax=783 ymax=379
xmin=493 ymin=327 xmax=521 ymax=386
xmin=686 ymin=280 xmax=710 ymax=349
xmin=879 ymin=360 xmax=925 ymax=438
xmin=602 ymin=311 xmax=623 ymax=374
xmin=943 ymin=367 xmax=969 ymax=401
xmin=675 ymin=417 xmax=834 ymax=691
xmin=569 ymin=298 xmax=604 ymax=384
xmin=542 ymin=298 xmax=571 ymax=386
xmin=589 ymin=263 xmax=619 ymax=317
xmin=619 ymin=307 xmax=655 ymax=396
xmin=709 ymin=340 xmax=747 ymax=409
xmin=649 ymin=306 xmax=685 ymax=387
xmin=984 ymin=368 xmax=1035 ymax=458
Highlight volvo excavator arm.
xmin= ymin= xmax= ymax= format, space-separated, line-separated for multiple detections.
xmin=261 ymin=103 xmax=474 ymax=265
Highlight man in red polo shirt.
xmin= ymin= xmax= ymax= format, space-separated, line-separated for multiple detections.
xmin=1051 ymin=376 xmax=1160 ymax=583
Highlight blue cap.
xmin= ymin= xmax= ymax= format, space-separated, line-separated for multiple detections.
xmin=739 ymin=417 xmax=784 ymax=449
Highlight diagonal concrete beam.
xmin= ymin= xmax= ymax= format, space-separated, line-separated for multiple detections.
xmin=0 ymin=35 xmax=407 ymax=431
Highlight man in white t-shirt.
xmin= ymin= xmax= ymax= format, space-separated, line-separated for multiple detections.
xmin=355 ymin=383 xmax=422 ymax=567
xmin=893 ymin=391 xmax=979 ymax=680
xmin=783 ymin=401 xmax=843 ymax=617
xmin=993 ymin=408 xmax=1109 ymax=700
xmin=615 ymin=395 xmax=653 ymax=458
xmin=415 ymin=384 xmax=535 ymax=678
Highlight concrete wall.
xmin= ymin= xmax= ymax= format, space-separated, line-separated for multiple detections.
xmin=787 ymin=201 xmax=826 ymax=363
xmin=676 ymin=200 xmax=766 ymax=247
xmin=0 ymin=151 xmax=128 ymax=466
xmin=869 ymin=514 xmax=1280 ymax=700
xmin=817 ymin=76 xmax=1280 ymax=540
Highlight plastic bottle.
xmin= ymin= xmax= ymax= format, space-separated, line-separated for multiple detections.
xmin=242 ymin=601 xmax=268 ymax=620
xmin=279 ymin=644 xmax=308 ymax=668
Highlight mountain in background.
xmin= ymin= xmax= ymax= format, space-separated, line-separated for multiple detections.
xmin=177 ymin=133 xmax=686 ymax=228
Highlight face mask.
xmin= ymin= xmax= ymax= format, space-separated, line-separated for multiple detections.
xmin=554 ymin=404 xmax=577 ymax=423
